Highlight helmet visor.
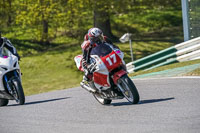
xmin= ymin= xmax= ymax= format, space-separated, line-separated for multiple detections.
xmin=91 ymin=34 xmax=104 ymax=43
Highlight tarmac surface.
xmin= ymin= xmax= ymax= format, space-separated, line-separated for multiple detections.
xmin=0 ymin=77 xmax=200 ymax=133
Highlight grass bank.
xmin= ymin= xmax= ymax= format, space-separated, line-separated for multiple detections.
xmin=20 ymin=39 xmax=175 ymax=96
xmin=21 ymin=42 xmax=200 ymax=96
xmin=129 ymin=59 xmax=200 ymax=77
xmin=20 ymin=44 xmax=83 ymax=96
xmin=3 ymin=6 xmax=184 ymax=96
xmin=18 ymin=26 xmax=184 ymax=96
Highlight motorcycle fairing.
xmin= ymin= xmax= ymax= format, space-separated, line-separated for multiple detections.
xmin=100 ymin=51 xmax=122 ymax=72
xmin=113 ymin=69 xmax=127 ymax=84
xmin=0 ymin=54 xmax=20 ymax=91
xmin=90 ymin=55 xmax=111 ymax=90
xmin=91 ymin=51 xmax=123 ymax=90
xmin=74 ymin=55 xmax=84 ymax=71
xmin=93 ymin=72 xmax=110 ymax=87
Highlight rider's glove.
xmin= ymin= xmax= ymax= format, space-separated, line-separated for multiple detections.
xmin=84 ymin=69 xmax=89 ymax=76
xmin=82 ymin=61 xmax=88 ymax=69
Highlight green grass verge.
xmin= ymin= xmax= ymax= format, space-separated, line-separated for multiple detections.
xmin=185 ymin=67 xmax=200 ymax=76
xmin=18 ymin=30 xmax=185 ymax=96
xmin=128 ymin=59 xmax=200 ymax=77
xmin=20 ymin=39 xmax=177 ymax=96
xmin=20 ymin=44 xmax=83 ymax=96
xmin=1 ymin=5 xmax=185 ymax=96
xmin=21 ymin=42 xmax=200 ymax=96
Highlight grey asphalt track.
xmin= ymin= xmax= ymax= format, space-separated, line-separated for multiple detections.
xmin=0 ymin=77 xmax=200 ymax=133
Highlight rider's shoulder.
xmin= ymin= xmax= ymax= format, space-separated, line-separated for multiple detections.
xmin=1 ymin=37 xmax=8 ymax=43
xmin=1 ymin=37 xmax=8 ymax=40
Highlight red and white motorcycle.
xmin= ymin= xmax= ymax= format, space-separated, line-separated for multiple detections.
xmin=74 ymin=42 xmax=139 ymax=105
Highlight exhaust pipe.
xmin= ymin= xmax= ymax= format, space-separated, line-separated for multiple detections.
xmin=80 ymin=82 xmax=96 ymax=93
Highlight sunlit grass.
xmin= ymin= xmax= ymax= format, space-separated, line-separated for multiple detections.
xmin=2 ymin=8 xmax=185 ymax=96
xmin=128 ymin=59 xmax=200 ymax=77
xmin=20 ymin=45 xmax=83 ymax=96
xmin=20 ymin=39 xmax=195 ymax=96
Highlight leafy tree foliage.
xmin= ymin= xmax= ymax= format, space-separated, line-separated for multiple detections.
xmin=0 ymin=0 xmax=182 ymax=44
xmin=0 ymin=0 xmax=15 ymax=27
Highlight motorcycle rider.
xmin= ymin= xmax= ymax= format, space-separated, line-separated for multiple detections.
xmin=0 ymin=31 xmax=20 ymax=60
xmin=81 ymin=27 xmax=119 ymax=81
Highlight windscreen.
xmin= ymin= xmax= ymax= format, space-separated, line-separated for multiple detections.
xmin=90 ymin=43 xmax=113 ymax=57
xmin=0 ymin=46 xmax=9 ymax=57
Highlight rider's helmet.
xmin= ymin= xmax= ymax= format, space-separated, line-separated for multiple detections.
xmin=88 ymin=28 xmax=104 ymax=44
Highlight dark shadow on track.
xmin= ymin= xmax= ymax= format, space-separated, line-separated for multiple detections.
xmin=139 ymin=97 xmax=175 ymax=104
xmin=112 ymin=97 xmax=175 ymax=106
xmin=7 ymin=97 xmax=70 ymax=106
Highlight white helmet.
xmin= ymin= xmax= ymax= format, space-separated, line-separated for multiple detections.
xmin=88 ymin=28 xmax=104 ymax=43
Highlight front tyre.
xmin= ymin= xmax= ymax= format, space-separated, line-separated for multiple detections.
xmin=0 ymin=99 xmax=9 ymax=106
xmin=12 ymin=78 xmax=25 ymax=105
xmin=93 ymin=93 xmax=112 ymax=105
xmin=117 ymin=74 xmax=139 ymax=104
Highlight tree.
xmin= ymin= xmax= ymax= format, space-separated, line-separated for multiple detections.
xmin=91 ymin=0 xmax=132 ymax=41
xmin=92 ymin=1 xmax=115 ymax=40
xmin=15 ymin=0 xmax=92 ymax=43
xmin=0 ymin=0 xmax=15 ymax=27
xmin=16 ymin=0 xmax=62 ymax=44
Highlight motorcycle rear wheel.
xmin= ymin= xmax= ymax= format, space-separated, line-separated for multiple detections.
xmin=93 ymin=93 xmax=112 ymax=105
xmin=117 ymin=74 xmax=139 ymax=104
xmin=0 ymin=99 xmax=9 ymax=106
xmin=12 ymin=78 xmax=25 ymax=105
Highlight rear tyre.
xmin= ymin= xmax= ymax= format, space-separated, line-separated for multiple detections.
xmin=93 ymin=93 xmax=112 ymax=105
xmin=12 ymin=78 xmax=25 ymax=105
xmin=117 ymin=74 xmax=139 ymax=104
xmin=0 ymin=99 xmax=9 ymax=106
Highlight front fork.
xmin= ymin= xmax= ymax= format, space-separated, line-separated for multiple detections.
xmin=4 ymin=71 xmax=19 ymax=95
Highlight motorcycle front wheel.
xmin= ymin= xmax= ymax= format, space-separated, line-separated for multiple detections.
xmin=93 ymin=93 xmax=112 ymax=105
xmin=117 ymin=74 xmax=139 ymax=104
xmin=11 ymin=78 xmax=25 ymax=105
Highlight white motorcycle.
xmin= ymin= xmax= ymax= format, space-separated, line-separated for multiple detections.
xmin=0 ymin=43 xmax=25 ymax=106
xmin=75 ymin=42 xmax=139 ymax=105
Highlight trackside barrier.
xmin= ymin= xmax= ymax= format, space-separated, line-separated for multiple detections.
xmin=126 ymin=36 xmax=200 ymax=73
